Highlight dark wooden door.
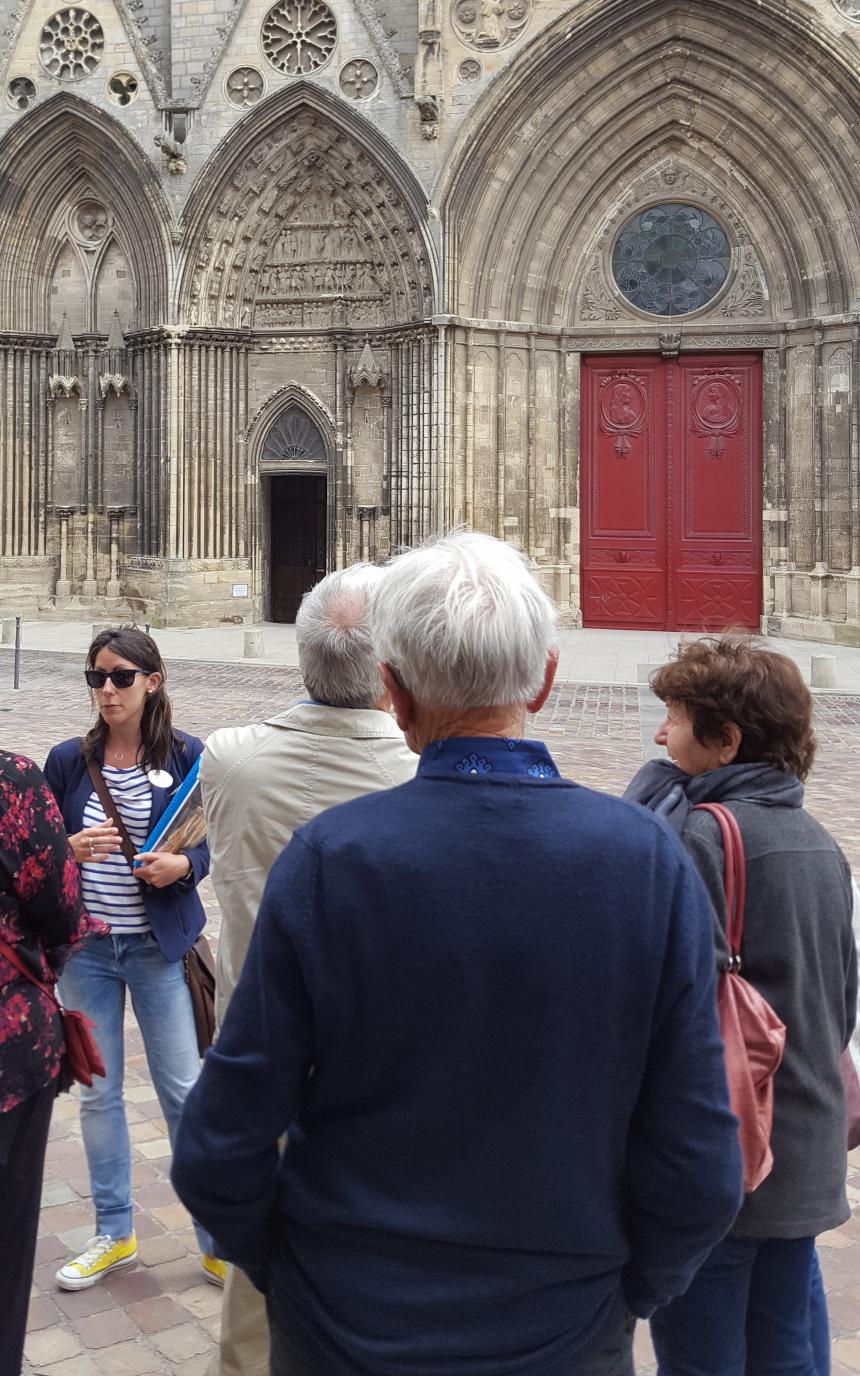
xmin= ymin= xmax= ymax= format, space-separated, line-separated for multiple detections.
xmin=270 ymin=475 xmax=327 ymax=623
xmin=580 ymin=354 xmax=761 ymax=630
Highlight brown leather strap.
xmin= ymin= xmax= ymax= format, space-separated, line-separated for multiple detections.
xmin=86 ymin=758 xmax=137 ymax=870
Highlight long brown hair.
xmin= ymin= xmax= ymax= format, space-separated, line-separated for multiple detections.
xmin=82 ymin=626 xmax=181 ymax=772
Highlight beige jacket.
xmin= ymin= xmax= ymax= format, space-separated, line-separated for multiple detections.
xmin=200 ymin=701 xmax=416 ymax=1022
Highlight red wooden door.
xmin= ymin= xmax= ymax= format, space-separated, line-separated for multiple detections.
xmin=580 ymin=354 xmax=761 ymax=631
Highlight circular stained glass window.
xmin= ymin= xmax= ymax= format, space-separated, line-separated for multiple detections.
xmin=611 ymin=204 xmax=731 ymax=317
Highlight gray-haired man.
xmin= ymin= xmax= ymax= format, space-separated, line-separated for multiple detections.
xmin=198 ymin=565 xmax=415 ymax=1376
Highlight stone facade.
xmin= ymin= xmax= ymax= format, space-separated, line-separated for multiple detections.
xmin=1 ymin=0 xmax=860 ymax=633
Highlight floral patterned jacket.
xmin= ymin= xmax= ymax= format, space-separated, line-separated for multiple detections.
xmin=0 ymin=751 xmax=107 ymax=1112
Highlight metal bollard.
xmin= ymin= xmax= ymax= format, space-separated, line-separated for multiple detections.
xmin=13 ymin=616 xmax=21 ymax=690
xmin=243 ymin=629 xmax=265 ymax=660
xmin=810 ymin=655 xmax=837 ymax=689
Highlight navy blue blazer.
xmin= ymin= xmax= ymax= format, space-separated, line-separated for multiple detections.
xmin=44 ymin=731 xmax=209 ymax=963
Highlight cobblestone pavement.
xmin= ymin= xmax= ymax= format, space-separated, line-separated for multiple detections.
xmin=2 ymin=647 xmax=860 ymax=1374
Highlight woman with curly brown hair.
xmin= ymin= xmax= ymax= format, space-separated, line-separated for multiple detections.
xmin=626 ymin=636 xmax=855 ymax=1376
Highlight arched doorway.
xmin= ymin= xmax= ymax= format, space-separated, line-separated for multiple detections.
xmin=261 ymin=407 xmax=329 ymax=623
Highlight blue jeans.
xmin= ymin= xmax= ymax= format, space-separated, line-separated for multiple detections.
xmin=59 ymin=932 xmax=213 ymax=1252
xmin=650 ymin=1235 xmax=817 ymax=1376
xmin=809 ymin=1251 xmax=830 ymax=1376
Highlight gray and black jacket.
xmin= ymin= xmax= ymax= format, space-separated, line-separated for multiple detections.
xmin=626 ymin=759 xmax=856 ymax=1239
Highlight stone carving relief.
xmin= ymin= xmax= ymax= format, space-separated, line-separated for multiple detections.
xmin=579 ymin=254 xmax=624 ymax=322
xmin=226 ymin=67 xmax=265 ymax=107
xmin=261 ymin=0 xmax=338 ymax=75
xmin=184 ymin=112 xmax=432 ymax=330
xmin=451 ymin=0 xmax=531 ymax=49
xmin=154 ymin=133 xmax=186 ymax=175
xmin=6 ymin=76 xmax=36 ymax=109
xmin=107 ymin=72 xmax=139 ymax=105
xmin=40 ymin=8 xmax=104 ymax=80
xmin=832 ymin=0 xmax=860 ymax=20
xmin=457 ymin=58 xmax=482 ymax=80
xmin=716 ymin=244 xmax=768 ymax=319
xmin=339 ymin=59 xmax=378 ymax=98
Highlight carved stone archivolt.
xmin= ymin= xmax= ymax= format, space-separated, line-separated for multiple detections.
xmin=40 ymin=8 xmax=104 ymax=80
xmin=451 ymin=0 xmax=531 ymax=50
xmin=261 ymin=0 xmax=338 ymax=75
xmin=181 ymin=109 xmax=433 ymax=330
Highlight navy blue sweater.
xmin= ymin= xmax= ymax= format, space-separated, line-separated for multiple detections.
xmin=173 ymin=741 xmax=741 ymax=1375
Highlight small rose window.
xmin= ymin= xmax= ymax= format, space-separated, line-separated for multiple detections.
xmin=611 ymin=203 xmax=731 ymax=317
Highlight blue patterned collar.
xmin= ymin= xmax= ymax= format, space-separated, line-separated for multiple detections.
xmin=417 ymin=736 xmax=561 ymax=780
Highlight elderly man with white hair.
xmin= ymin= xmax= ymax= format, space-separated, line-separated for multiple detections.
xmin=197 ymin=563 xmax=415 ymax=1376
xmin=174 ymin=531 xmax=742 ymax=1376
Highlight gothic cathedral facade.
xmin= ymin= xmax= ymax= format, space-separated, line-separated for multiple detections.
xmin=1 ymin=0 xmax=859 ymax=635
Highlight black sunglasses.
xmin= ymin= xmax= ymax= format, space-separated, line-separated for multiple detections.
xmin=85 ymin=668 xmax=149 ymax=690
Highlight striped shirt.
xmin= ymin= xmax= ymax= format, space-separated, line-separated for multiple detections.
xmin=80 ymin=765 xmax=151 ymax=932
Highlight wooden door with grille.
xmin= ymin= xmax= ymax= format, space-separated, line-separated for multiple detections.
xmin=580 ymin=354 xmax=761 ymax=630
xmin=270 ymin=475 xmax=327 ymax=623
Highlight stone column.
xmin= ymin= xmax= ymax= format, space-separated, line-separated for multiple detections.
xmin=55 ymin=508 xmax=73 ymax=601
xmin=106 ymin=507 xmax=126 ymax=600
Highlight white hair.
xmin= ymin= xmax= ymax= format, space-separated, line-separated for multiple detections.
xmin=372 ymin=531 xmax=557 ymax=710
xmin=296 ymin=564 xmax=386 ymax=709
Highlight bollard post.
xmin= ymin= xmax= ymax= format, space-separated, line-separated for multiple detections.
xmin=810 ymin=655 xmax=837 ymax=689
xmin=144 ymin=623 xmax=150 ymax=636
xmin=243 ymin=629 xmax=265 ymax=660
xmin=13 ymin=616 xmax=21 ymax=690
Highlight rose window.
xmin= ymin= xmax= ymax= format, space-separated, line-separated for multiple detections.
xmin=611 ymin=204 xmax=731 ymax=317
xmin=261 ymin=0 xmax=337 ymax=75
xmin=40 ymin=8 xmax=105 ymax=80
xmin=226 ymin=67 xmax=265 ymax=107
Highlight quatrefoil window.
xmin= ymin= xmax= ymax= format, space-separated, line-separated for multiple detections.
xmin=261 ymin=0 xmax=338 ymax=75
xmin=40 ymin=8 xmax=104 ymax=80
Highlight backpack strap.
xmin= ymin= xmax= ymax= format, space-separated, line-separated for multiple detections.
xmin=693 ymin=802 xmax=746 ymax=960
xmin=86 ymin=758 xmax=137 ymax=871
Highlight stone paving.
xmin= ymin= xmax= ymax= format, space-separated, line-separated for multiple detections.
xmin=2 ymin=644 xmax=860 ymax=1374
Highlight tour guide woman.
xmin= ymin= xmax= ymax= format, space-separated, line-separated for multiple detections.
xmin=44 ymin=626 xmax=224 ymax=1290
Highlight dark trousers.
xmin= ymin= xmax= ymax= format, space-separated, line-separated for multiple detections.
xmin=0 ymin=1082 xmax=57 ymax=1376
xmin=650 ymin=1234 xmax=817 ymax=1376
xmin=269 ymin=1291 xmax=635 ymax=1376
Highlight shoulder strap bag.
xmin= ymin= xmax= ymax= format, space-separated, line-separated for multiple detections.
xmin=694 ymin=801 xmax=787 ymax=1193
xmin=87 ymin=757 xmax=215 ymax=1057
xmin=0 ymin=938 xmax=105 ymax=1088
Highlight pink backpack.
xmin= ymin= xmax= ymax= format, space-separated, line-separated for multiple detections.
xmin=694 ymin=803 xmax=787 ymax=1193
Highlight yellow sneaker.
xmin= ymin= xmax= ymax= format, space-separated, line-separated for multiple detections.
xmin=201 ymin=1253 xmax=227 ymax=1287
xmin=56 ymin=1233 xmax=138 ymax=1290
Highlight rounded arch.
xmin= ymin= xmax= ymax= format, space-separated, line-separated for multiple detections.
xmin=440 ymin=0 xmax=860 ymax=323
xmin=0 ymin=93 xmax=172 ymax=330
xmin=178 ymin=82 xmax=438 ymax=327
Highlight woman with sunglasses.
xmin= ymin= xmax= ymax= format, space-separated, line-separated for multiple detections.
xmin=43 ymin=626 xmax=225 ymax=1292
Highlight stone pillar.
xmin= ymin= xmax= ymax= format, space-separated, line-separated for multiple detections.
xmin=106 ymin=507 xmax=126 ymax=600
xmin=55 ymin=508 xmax=73 ymax=601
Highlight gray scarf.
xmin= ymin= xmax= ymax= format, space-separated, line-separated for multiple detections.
xmin=623 ymin=758 xmax=804 ymax=834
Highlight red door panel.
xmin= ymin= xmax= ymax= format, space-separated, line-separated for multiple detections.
xmin=581 ymin=358 xmax=666 ymax=629
xmin=673 ymin=356 xmax=761 ymax=631
xmin=581 ymin=354 xmax=761 ymax=631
